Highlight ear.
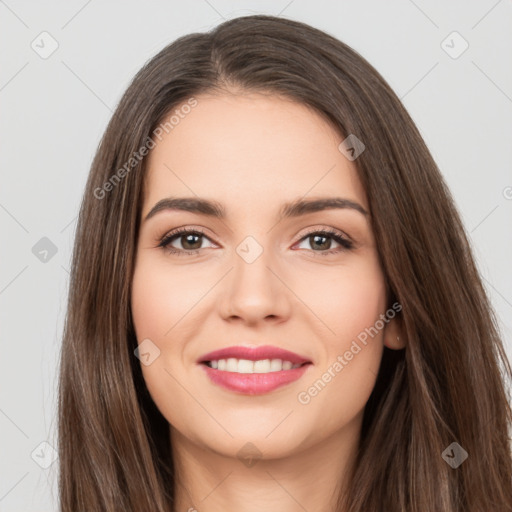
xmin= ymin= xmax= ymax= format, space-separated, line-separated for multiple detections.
xmin=383 ymin=317 xmax=406 ymax=350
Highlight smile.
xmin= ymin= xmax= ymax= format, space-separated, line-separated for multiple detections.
xmin=198 ymin=344 xmax=313 ymax=394
xmin=204 ymin=358 xmax=304 ymax=373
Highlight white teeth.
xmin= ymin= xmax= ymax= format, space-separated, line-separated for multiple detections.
xmin=253 ymin=359 xmax=270 ymax=373
xmin=207 ymin=358 xmax=302 ymax=373
xmin=237 ymin=359 xmax=254 ymax=373
xmin=282 ymin=360 xmax=293 ymax=370
xmin=270 ymin=358 xmax=282 ymax=371
xmin=226 ymin=358 xmax=238 ymax=372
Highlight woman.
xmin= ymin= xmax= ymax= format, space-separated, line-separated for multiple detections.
xmin=58 ymin=14 xmax=512 ymax=511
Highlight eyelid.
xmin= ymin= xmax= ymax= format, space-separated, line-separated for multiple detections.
xmin=159 ymin=224 xmax=351 ymax=241
xmin=293 ymin=226 xmax=354 ymax=252
xmin=157 ymin=225 xmax=216 ymax=248
xmin=296 ymin=225 xmax=352 ymax=242
xmin=157 ymin=224 xmax=354 ymax=254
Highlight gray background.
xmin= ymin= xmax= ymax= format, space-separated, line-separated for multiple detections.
xmin=1 ymin=0 xmax=511 ymax=510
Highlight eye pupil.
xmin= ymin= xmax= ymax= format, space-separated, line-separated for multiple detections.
xmin=311 ymin=234 xmax=331 ymax=250
xmin=182 ymin=233 xmax=202 ymax=250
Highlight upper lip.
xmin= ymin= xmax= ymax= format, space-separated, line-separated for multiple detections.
xmin=198 ymin=345 xmax=312 ymax=365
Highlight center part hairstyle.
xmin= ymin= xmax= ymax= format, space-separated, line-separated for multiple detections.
xmin=58 ymin=14 xmax=512 ymax=512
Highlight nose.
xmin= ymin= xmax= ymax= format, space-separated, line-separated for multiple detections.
xmin=218 ymin=240 xmax=292 ymax=326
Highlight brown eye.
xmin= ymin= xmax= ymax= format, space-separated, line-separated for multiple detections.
xmin=309 ymin=233 xmax=333 ymax=250
xmin=158 ymin=228 xmax=215 ymax=255
xmin=176 ymin=232 xmax=203 ymax=250
xmin=295 ymin=229 xmax=353 ymax=254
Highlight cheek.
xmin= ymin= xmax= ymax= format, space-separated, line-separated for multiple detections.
xmin=130 ymin=259 xmax=198 ymax=429
xmin=292 ymin=253 xmax=387 ymax=346
xmin=130 ymin=260 xmax=188 ymax=393
xmin=293 ymin=256 xmax=387 ymax=421
xmin=131 ymin=257 xmax=202 ymax=342
xmin=329 ymin=258 xmax=387 ymax=372
xmin=131 ymin=270 xmax=167 ymax=349
xmin=335 ymin=268 xmax=387 ymax=342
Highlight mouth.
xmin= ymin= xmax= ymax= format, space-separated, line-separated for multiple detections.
xmin=197 ymin=345 xmax=313 ymax=395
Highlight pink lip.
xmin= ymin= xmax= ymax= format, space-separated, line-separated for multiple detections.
xmin=198 ymin=345 xmax=311 ymax=365
xmin=197 ymin=345 xmax=312 ymax=395
xmin=200 ymin=364 xmax=311 ymax=395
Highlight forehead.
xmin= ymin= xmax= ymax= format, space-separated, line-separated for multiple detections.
xmin=142 ymin=92 xmax=367 ymax=217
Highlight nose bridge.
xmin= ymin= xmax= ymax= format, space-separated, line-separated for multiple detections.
xmin=219 ymin=232 xmax=291 ymax=322
xmin=232 ymin=232 xmax=277 ymax=295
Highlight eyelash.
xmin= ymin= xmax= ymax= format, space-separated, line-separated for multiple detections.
xmin=157 ymin=226 xmax=354 ymax=257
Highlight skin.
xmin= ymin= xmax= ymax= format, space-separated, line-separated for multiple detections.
xmin=131 ymin=90 xmax=405 ymax=512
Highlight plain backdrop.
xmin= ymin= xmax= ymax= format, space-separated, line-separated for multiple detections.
xmin=1 ymin=1 xmax=511 ymax=510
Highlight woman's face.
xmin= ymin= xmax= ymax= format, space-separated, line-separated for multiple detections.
xmin=131 ymin=91 xmax=400 ymax=460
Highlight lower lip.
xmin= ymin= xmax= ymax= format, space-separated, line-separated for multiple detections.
xmin=200 ymin=363 xmax=312 ymax=395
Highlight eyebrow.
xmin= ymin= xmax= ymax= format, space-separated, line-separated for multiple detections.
xmin=143 ymin=196 xmax=368 ymax=222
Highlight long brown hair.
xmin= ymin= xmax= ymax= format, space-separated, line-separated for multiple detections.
xmin=58 ymin=14 xmax=512 ymax=511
